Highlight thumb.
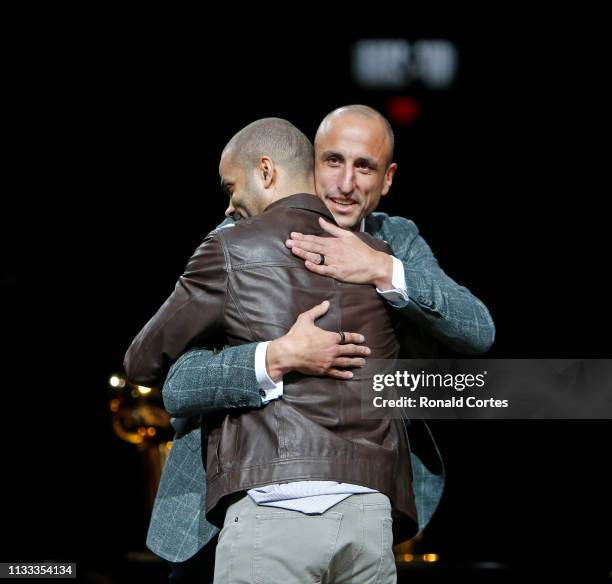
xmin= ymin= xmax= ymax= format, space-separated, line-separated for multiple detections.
xmin=302 ymin=299 xmax=330 ymax=322
xmin=319 ymin=216 xmax=348 ymax=237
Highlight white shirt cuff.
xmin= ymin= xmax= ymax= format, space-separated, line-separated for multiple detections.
xmin=376 ymin=256 xmax=410 ymax=308
xmin=255 ymin=341 xmax=284 ymax=403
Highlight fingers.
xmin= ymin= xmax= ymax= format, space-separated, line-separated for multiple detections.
xmin=333 ymin=357 xmax=366 ymax=368
xmin=336 ymin=343 xmax=371 ymax=357
xmin=339 ymin=332 xmax=365 ymax=345
xmin=319 ymin=216 xmax=348 ymax=237
xmin=299 ymin=300 xmax=330 ymax=322
xmin=288 ymin=233 xmax=328 ymax=247
xmin=290 ymin=246 xmax=325 ymax=265
xmin=286 ymin=237 xmax=326 ymax=254
xmin=327 ymin=369 xmax=355 ymax=380
xmin=304 ymin=260 xmax=334 ymax=276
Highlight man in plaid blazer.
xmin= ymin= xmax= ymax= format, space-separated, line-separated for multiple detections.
xmin=133 ymin=106 xmax=495 ymax=579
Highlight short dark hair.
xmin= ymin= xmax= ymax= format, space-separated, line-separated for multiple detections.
xmin=224 ymin=117 xmax=314 ymax=178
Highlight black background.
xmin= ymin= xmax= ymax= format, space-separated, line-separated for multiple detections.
xmin=3 ymin=14 xmax=610 ymax=579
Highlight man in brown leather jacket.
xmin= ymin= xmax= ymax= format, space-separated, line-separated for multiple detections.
xmin=125 ymin=117 xmax=414 ymax=582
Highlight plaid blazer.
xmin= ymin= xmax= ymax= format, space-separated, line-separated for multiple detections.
xmin=144 ymin=212 xmax=495 ymax=562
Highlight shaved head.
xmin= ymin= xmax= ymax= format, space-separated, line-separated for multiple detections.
xmin=222 ymin=117 xmax=314 ymax=179
xmin=219 ymin=117 xmax=315 ymax=221
xmin=313 ymin=105 xmax=398 ymax=229
xmin=316 ymin=105 xmax=395 ymax=167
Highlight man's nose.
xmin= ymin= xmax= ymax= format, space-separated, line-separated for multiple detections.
xmin=338 ymin=167 xmax=356 ymax=195
xmin=224 ymin=202 xmax=235 ymax=218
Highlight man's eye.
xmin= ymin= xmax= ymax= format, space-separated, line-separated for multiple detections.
xmin=327 ymin=157 xmax=340 ymax=165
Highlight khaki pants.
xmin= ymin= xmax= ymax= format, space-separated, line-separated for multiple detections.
xmin=213 ymin=491 xmax=396 ymax=584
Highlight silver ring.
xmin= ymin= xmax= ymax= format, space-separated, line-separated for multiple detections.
xmin=338 ymin=331 xmax=346 ymax=344
xmin=319 ymin=254 xmax=326 ymax=265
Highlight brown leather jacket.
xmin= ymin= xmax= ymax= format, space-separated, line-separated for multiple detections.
xmin=124 ymin=193 xmax=417 ymax=539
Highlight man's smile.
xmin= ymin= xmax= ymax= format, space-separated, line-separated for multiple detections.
xmin=328 ymin=197 xmax=359 ymax=213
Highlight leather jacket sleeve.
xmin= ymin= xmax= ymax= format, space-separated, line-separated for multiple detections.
xmin=123 ymin=232 xmax=227 ymax=387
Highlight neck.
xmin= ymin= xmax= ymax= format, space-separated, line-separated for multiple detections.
xmin=345 ymin=216 xmax=365 ymax=233
xmin=266 ymin=176 xmax=316 ymax=206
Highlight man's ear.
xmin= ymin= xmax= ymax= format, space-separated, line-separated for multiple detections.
xmin=259 ymin=156 xmax=275 ymax=189
xmin=381 ymin=162 xmax=397 ymax=197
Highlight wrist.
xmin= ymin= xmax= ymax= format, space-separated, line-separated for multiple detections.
xmin=372 ymin=252 xmax=394 ymax=290
xmin=266 ymin=337 xmax=295 ymax=380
